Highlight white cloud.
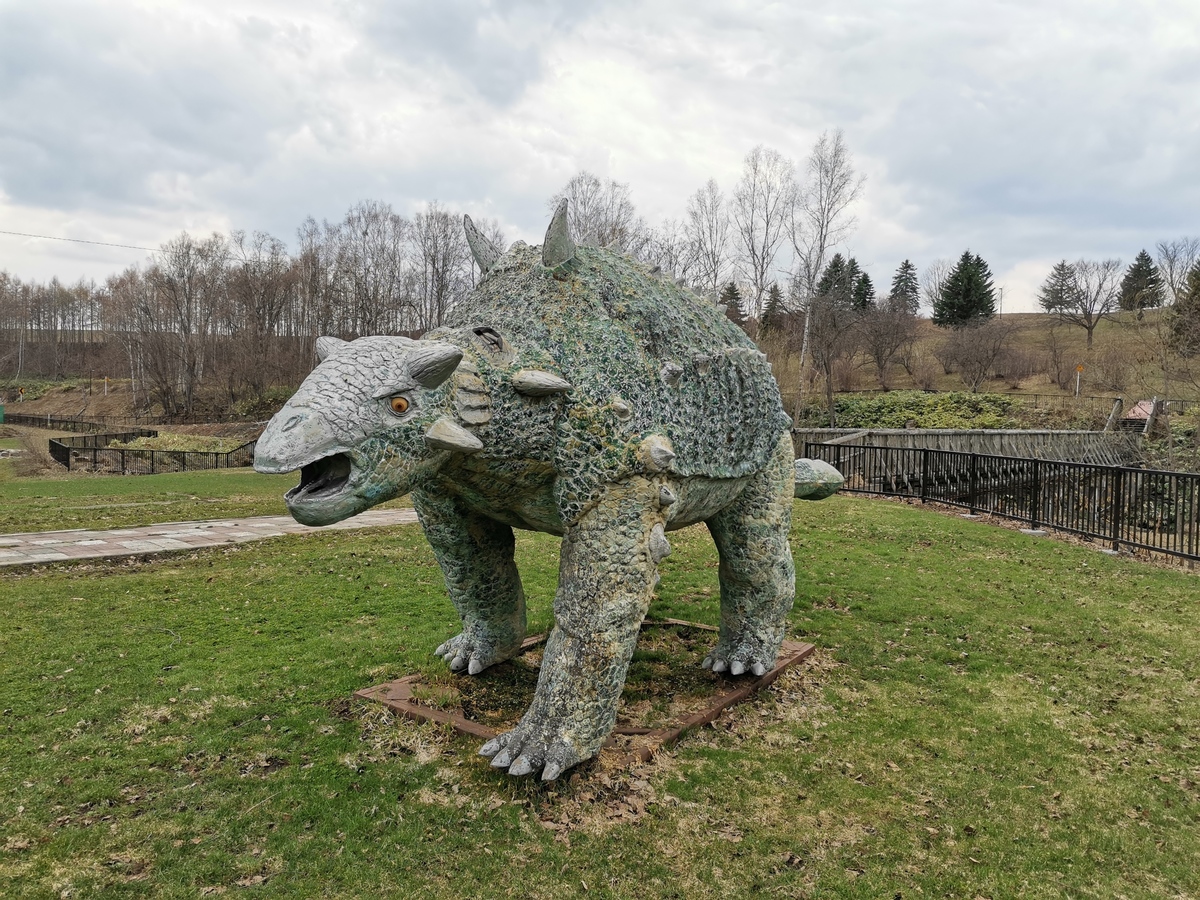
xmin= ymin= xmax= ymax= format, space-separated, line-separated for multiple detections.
xmin=2 ymin=0 xmax=1198 ymax=312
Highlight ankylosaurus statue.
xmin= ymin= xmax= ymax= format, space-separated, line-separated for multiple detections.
xmin=255 ymin=201 xmax=842 ymax=780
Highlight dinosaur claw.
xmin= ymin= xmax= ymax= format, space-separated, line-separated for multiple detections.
xmin=491 ymin=747 xmax=516 ymax=769
xmin=467 ymin=658 xmax=484 ymax=675
xmin=541 ymin=761 xmax=563 ymax=781
xmin=730 ymin=660 xmax=745 ymax=676
xmin=508 ymin=756 xmax=535 ymax=777
xmin=751 ymin=662 xmax=766 ymax=676
xmin=449 ymin=654 xmax=468 ymax=672
xmin=434 ymin=641 xmax=451 ymax=657
xmin=479 ymin=738 xmax=502 ymax=758
xmin=712 ymin=659 xmax=728 ymax=674
xmin=701 ymin=657 xmax=714 ymax=670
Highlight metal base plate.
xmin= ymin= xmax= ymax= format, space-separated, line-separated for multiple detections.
xmin=355 ymin=619 xmax=817 ymax=766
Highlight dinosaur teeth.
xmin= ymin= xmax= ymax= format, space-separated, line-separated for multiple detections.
xmin=425 ymin=417 xmax=484 ymax=454
xmin=511 ymin=370 xmax=572 ymax=397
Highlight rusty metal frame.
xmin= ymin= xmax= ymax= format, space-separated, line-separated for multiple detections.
xmin=355 ymin=619 xmax=817 ymax=765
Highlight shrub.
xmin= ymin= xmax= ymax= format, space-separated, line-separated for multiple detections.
xmin=832 ymin=391 xmax=1021 ymax=429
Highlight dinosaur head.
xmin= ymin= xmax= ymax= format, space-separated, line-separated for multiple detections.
xmin=254 ymin=335 xmax=471 ymax=526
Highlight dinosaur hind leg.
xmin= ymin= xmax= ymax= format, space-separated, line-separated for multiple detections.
xmin=703 ymin=433 xmax=796 ymax=676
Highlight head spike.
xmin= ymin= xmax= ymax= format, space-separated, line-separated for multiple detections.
xmin=425 ymin=417 xmax=484 ymax=454
xmin=315 ymin=336 xmax=349 ymax=361
xmin=408 ymin=342 xmax=463 ymax=388
xmin=542 ymin=198 xmax=576 ymax=269
xmin=463 ymin=214 xmax=501 ymax=274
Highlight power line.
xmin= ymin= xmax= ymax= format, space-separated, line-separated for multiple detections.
xmin=0 ymin=229 xmax=156 ymax=252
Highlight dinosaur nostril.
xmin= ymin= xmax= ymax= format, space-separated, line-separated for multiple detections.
xmin=282 ymin=414 xmax=304 ymax=432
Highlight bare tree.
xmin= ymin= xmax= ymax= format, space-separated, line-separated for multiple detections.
xmin=790 ymin=131 xmax=864 ymax=415
xmin=731 ymin=145 xmax=795 ymax=320
xmin=1155 ymin=237 xmax=1200 ymax=305
xmin=142 ymin=232 xmax=229 ymax=416
xmin=333 ymin=200 xmax=411 ymax=336
xmin=1041 ymin=258 xmax=1122 ymax=349
xmin=224 ymin=230 xmax=297 ymax=401
xmin=807 ymin=292 xmax=863 ymax=425
xmin=790 ymin=130 xmax=865 ymax=303
xmin=858 ymin=305 xmax=919 ymax=389
xmin=548 ymin=171 xmax=643 ymax=251
xmin=411 ymin=201 xmax=472 ymax=331
xmin=685 ymin=178 xmax=729 ymax=297
xmin=942 ymin=319 xmax=1014 ymax=392
xmin=921 ymin=258 xmax=952 ymax=312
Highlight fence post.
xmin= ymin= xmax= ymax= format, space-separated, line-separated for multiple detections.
xmin=150 ymin=450 xmax=156 ymax=475
xmin=1111 ymin=468 xmax=1124 ymax=552
xmin=969 ymin=453 xmax=979 ymax=514
xmin=1030 ymin=458 xmax=1041 ymax=528
xmin=920 ymin=449 xmax=930 ymax=502
xmin=834 ymin=444 xmax=843 ymax=479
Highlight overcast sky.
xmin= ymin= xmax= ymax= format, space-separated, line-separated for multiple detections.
xmin=1 ymin=0 xmax=1197 ymax=312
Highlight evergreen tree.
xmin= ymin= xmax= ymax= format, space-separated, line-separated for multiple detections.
xmin=1038 ymin=260 xmax=1077 ymax=313
xmin=932 ymin=250 xmax=997 ymax=327
xmin=1169 ymin=261 xmax=1200 ymax=357
xmin=760 ymin=282 xmax=785 ymax=333
xmin=1119 ymin=250 xmax=1165 ymax=310
xmin=720 ymin=281 xmax=746 ymax=327
xmin=816 ymin=253 xmax=848 ymax=298
xmin=852 ymin=271 xmax=875 ymax=310
xmin=888 ymin=259 xmax=920 ymax=314
xmin=815 ymin=253 xmax=864 ymax=310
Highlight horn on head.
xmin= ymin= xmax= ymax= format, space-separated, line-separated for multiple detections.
xmin=315 ymin=336 xmax=349 ymax=361
xmin=542 ymin=198 xmax=576 ymax=269
xmin=463 ymin=214 xmax=501 ymax=274
xmin=408 ymin=342 xmax=463 ymax=389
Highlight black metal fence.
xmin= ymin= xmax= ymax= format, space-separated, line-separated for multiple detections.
xmin=805 ymin=441 xmax=1200 ymax=561
xmin=5 ymin=412 xmax=250 ymax=431
xmin=48 ymin=432 xmax=258 ymax=474
xmin=5 ymin=412 xmax=115 ymax=433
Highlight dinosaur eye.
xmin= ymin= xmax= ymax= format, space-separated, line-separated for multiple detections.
xmin=388 ymin=396 xmax=410 ymax=415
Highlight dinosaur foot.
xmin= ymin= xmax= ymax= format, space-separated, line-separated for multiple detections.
xmin=478 ymin=726 xmax=585 ymax=781
xmin=701 ymin=636 xmax=779 ymax=677
xmin=434 ymin=631 xmax=522 ymax=676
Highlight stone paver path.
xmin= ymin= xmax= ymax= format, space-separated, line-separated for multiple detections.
xmin=0 ymin=508 xmax=419 ymax=567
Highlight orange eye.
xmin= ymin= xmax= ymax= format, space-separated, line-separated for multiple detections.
xmin=389 ymin=396 xmax=410 ymax=415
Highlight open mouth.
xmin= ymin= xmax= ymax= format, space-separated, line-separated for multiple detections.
xmin=286 ymin=453 xmax=353 ymax=502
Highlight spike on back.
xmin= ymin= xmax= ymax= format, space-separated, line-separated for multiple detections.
xmin=542 ymin=199 xmax=576 ymax=269
xmin=463 ymin=214 xmax=501 ymax=274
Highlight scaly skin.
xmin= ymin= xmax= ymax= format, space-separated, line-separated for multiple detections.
xmin=255 ymin=203 xmax=841 ymax=780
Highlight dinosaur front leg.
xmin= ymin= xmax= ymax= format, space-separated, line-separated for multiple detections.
xmin=703 ymin=433 xmax=796 ymax=676
xmin=413 ymin=489 xmax=526 ymax=675
xmin=479 ymin=479 xmax=660 ymax=780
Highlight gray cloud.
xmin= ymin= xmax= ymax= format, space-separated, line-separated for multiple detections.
xmin=2 ymin=0 xmax=1198 ymax=312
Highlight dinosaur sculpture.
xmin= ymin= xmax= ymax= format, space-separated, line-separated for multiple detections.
xmin=254 ymin=201 xmax=842 ymax=780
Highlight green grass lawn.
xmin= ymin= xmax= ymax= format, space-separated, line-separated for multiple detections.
xmin=2 ymin=496 xmax=1198 ymax=898
xmin=0 ymin=469 xmax=412 ymax=534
